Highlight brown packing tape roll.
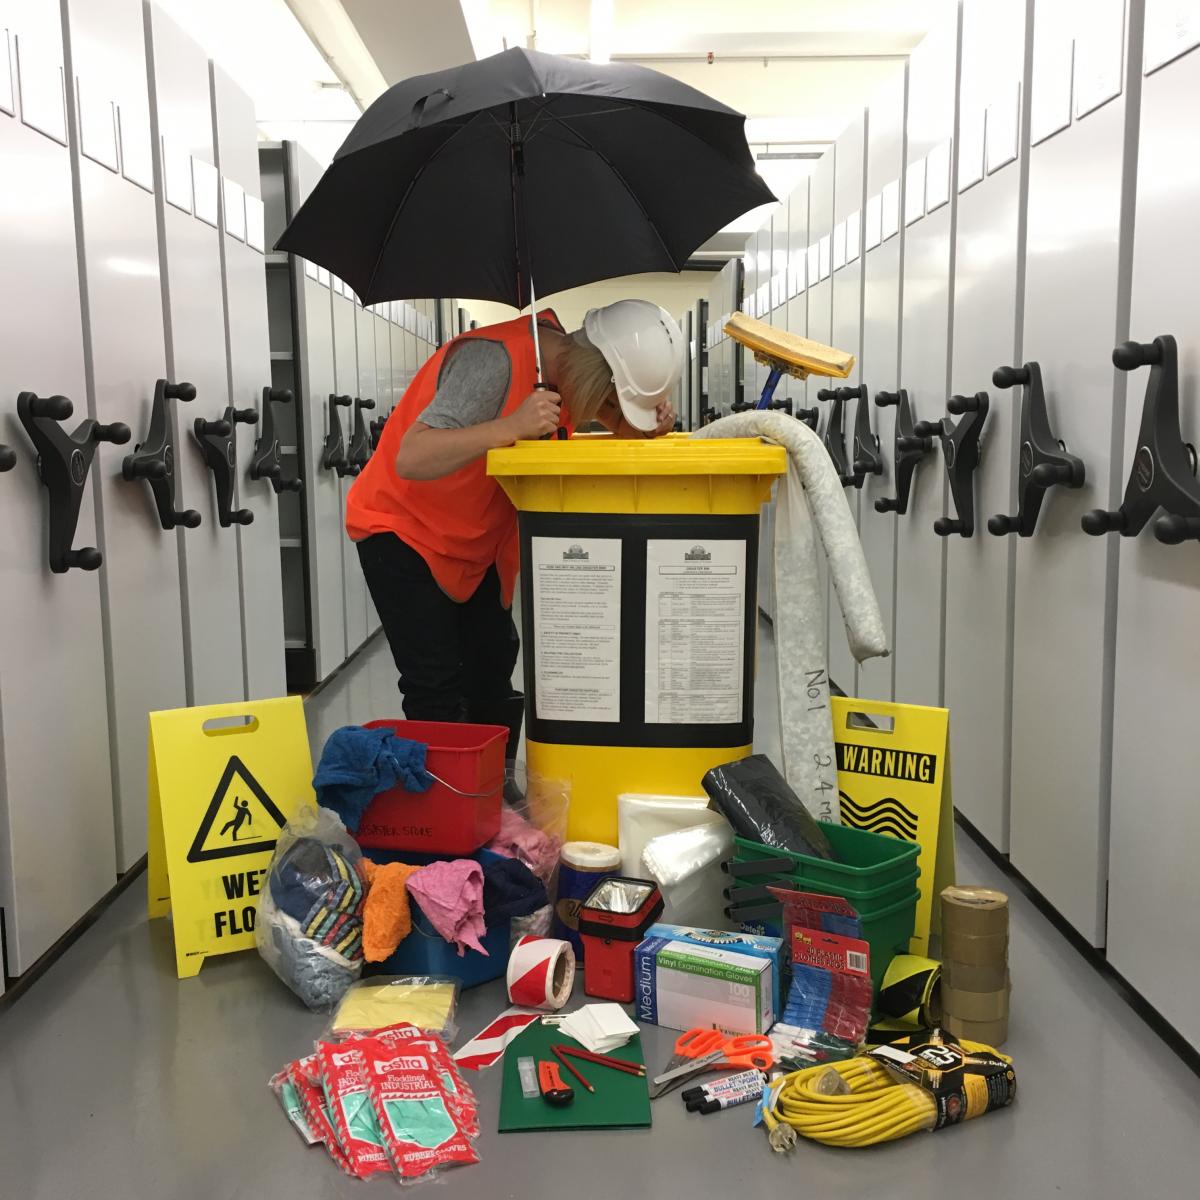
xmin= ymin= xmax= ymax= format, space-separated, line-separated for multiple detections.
xmin=942 ymin=979 xmax=1011 ymax=1023
xmin=941 ymin=931 xmax=1008 ymax=966
xmin=940 ymin=886 xmax=1009 ymax=937
xmin=945 ymin=1012 xmax=1008 ymax=1048
xmin=943 ymin=958 xmax=1010 ymax=993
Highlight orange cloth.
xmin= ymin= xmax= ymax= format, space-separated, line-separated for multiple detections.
xmin=344 ymin=310 xmax=571 ymax=605
xmin=362 ymin=861 xmax=424 ymax=962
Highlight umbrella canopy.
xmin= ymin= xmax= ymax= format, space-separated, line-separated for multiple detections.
xmin=276 ymin=47 xmax=774 ymax=309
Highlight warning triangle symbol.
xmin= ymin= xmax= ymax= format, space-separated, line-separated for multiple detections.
xmin=187 ymin=754 xmax=289 ymax=864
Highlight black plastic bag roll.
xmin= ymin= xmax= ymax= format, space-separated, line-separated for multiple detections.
xmin=702 ymin=754 xmax=837 ymax=860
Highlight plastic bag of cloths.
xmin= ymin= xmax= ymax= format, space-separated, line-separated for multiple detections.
xmin=702 ymin=754 xmax=836 ymax=859
xmin=256 ymin=804 xmax=371 ymax=1010
xmin=487 ymin=762 xmax=570 ymax=941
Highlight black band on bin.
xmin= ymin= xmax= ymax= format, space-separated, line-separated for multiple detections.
xmin=518 ymin=511 xmax=760 ymax=748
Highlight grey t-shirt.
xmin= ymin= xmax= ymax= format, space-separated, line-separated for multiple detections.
xmin=417 ymin=339 xmax=512 ymax=429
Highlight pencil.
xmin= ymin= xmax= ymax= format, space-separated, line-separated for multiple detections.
xmin=556 ymin=1045 xmax=646 ymax=1076
xmin=551 ymin=1045 xmax=594 ymax=1093
xmin=558 ymin=1045 xmax=645 ymax=1074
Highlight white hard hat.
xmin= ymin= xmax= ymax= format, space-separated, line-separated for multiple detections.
xmin=582 ymin=299 xmax=684 ymax=432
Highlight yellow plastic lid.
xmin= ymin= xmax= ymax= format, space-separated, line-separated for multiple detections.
xmin=488 ymin=437 xmax=787 ymax=479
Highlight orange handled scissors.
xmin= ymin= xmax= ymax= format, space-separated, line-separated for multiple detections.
xmin=652 ymin=1027 xmax=776 ymax=1097
xmin=672 ymin=1028 xmax=775 ymax=1071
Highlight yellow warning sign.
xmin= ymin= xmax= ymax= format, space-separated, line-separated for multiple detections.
xmin=147 ymin=697 xmax=313 ymax=978
xmin=832 ymin=697 xmax=955 ymax=956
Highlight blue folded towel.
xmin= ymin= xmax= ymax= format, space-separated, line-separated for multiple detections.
xmin=313 ymin=725 xmax=432 ymax=833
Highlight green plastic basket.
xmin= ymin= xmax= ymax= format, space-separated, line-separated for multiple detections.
xmin=856 ymin=890 xmax=920 ymax=991
xmin=731 ymin=864 xmax=921 ymax=909
xmin=733 ymin=820 xmax=920 ymax=889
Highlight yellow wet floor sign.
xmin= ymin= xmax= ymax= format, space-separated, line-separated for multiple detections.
xmin=147 ymin=697 xmax=314 ymax=977
xmin=831 ymin=697 xmax=955 ymax=956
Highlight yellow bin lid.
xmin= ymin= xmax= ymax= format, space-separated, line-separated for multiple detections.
xmin=488 ymin=437 xmax=786 ymax=515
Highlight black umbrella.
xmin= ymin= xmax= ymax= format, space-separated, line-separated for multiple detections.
xmin=277 ymin=47 xmax=773 ymax=373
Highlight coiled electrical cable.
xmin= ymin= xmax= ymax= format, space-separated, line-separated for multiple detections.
xmin=761 ymin=1041 xmax=1012 ymax=1150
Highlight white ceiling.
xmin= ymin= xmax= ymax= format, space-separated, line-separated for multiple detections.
xmin=468 ymin=0 xmax=953 ymax=59
xmin=158 ymin=0 xmax=951 ymax=247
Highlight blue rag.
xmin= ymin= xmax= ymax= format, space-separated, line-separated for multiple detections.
xmin=313 ymin=725 xmax=432 ymax=833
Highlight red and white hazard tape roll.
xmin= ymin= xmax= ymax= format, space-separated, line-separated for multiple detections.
xmin=506 ymin=935 xmax=576 ymax=1011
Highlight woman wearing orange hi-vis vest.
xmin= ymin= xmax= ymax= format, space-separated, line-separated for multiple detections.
xmin=345 ymin=299 xmax=685 ymax=760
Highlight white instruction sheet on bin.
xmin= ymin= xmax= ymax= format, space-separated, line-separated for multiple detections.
xmin=645 ymin=539 xmax=746 ymax=724
xmin=531 ymin=536 xmax=622 ymax=722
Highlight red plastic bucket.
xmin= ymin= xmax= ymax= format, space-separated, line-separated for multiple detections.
xmin=357 ymin=720 xmax=507 ymax=855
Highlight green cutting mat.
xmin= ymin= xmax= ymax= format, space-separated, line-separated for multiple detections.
xmin=498 ymin=1022 xmax=651 ymax=1132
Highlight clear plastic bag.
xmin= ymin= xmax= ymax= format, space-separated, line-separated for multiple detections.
xmin=328 ymin=975 xmax=461 ymax=1042
xmin=641 ymin=819 xmax=734 ymax=887
xmin=487 ymin=762 xmax=570 ymax=885
xmin=510 ymin=903 xmax=554 ymax=943
xmin=256 ymin=804 xmax=369 ymax=1011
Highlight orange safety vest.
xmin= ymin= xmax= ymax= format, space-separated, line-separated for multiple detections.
xmin=345 ymin=310 xmax=571 ymax=605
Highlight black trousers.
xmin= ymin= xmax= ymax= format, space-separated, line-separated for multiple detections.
xmin=357 ymin=532 xmax=523 ymax=755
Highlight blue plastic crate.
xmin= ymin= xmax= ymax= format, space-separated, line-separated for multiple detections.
xmin=362 ymin=847 xmax=512 ymax=989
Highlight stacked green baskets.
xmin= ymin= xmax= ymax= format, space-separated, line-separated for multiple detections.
xmin=724 ymin=822 xmax=921 ymax=993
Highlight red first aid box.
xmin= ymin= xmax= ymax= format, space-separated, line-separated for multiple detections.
xmin=578 ymin=877 xmax=664 ymax=1002
xmin=357 ymin=720 xmax=507 ymax=855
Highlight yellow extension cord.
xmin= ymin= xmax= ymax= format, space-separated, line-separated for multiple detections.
xmin=761 ymin=1041 xmax=1012 ymax=1150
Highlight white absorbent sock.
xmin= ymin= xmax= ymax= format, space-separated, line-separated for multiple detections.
xmin=691 ymin=412 xmax=888 ymax=820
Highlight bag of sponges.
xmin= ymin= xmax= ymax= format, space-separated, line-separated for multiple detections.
xmin=257 ymin=805 xmax=371 ymax=1010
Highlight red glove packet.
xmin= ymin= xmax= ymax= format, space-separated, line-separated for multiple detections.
xmin=315 ymin=1041 xmax=393 ymax=1180
xmin=365 ymin=1023 xmax=480 ymax=1140
xmin=285 ymin=1056 xmax=352 ymax=1175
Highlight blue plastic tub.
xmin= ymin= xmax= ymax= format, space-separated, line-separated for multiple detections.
xmin=362 ymin=847 xmax=512 ymax=988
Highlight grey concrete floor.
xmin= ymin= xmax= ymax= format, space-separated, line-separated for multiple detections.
xmin=2 ymin=623 xmax=1199 ymax=1198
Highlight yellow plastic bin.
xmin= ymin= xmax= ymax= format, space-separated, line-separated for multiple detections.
xmin=488 ymin=437 xmax=786 ymax=843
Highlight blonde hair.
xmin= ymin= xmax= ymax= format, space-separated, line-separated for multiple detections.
xmin=556 ymin=331 xmax=617 ymax=425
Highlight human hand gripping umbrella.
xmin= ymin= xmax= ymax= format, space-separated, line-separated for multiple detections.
xmin=276 ymin=46 xmax=774 ymax=378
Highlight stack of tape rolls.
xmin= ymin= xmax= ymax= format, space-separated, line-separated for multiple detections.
xmin=940 ymin=886 xmax=1010 ymax=1045
xmin=506 ymin=935 xmax=576 ymax=1011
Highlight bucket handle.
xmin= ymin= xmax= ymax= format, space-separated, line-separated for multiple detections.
xmin=424 ymin=769 xmax=499 ymax=799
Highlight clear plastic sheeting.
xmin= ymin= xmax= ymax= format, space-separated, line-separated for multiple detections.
xmin=617 ymin=792 xmax=710 ymax=877
xmin=691 ymin=413 xmax=889 ymax=819
xmin=643 ymin=819 xmax=735 ymax=929
xmin=642 ymin=821 xmax=734 ymax=888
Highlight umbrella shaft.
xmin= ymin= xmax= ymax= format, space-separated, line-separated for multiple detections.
xmin=529 ymin=274 xmax=543 ymax=382
xmin=509 ymin=100 xmax=542 ymax=382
